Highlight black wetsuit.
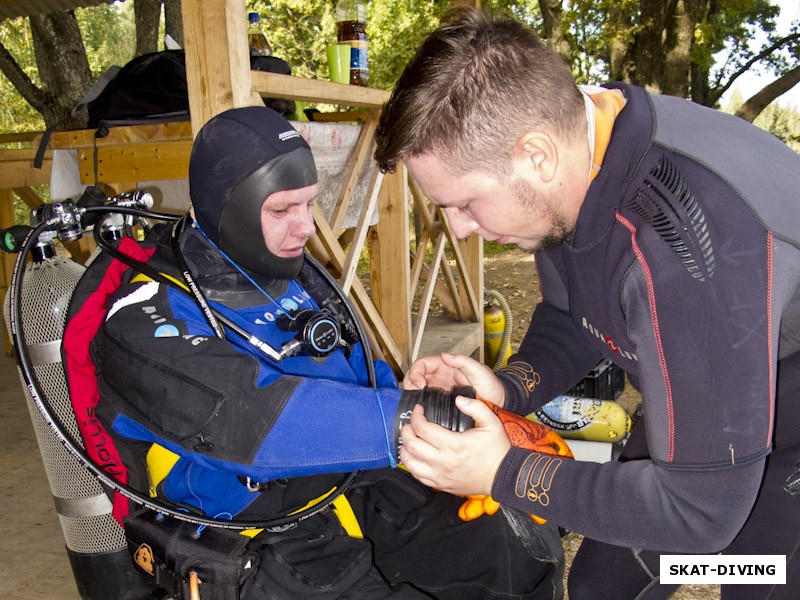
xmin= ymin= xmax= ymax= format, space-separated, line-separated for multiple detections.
xmin=492 ymin=83 xmax=800 ymax=599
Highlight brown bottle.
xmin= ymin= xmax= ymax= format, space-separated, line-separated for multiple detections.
xmin=335 ymin=0 xmax=369 ymax=86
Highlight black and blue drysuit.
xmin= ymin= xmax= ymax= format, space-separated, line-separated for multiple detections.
xmin=91 ymin=225 xmax=565 ymax=599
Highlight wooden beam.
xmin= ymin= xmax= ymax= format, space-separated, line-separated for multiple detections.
xmin=438 ymin=208 xmax=481 ymax=322
xmin=310 ymin=203 xmax=407 ymax=373
xmin=73 ymin=141 xmax=192 ymax=185
xmin=411 ymin=231 xmax=446 ymax=362
xmin=375 ymin=165 xmax=412 ymax=362
xmin=49 ymin=122 xmax=192 ymax=149
xmin=0 ymin=149 xmax=51 ymax=188
xmin=0 ymin=131 xmax=39 ymax=143
xmin=339 ymin=168 xmax=383 ymax=295
xmin=1 ymin=188 xmax=16 ymax=355
xmin=308 ymin=110 xmax=371 ymax=123
xmin=409 ymin=180 xmax=465 ymax=319
xmin=329 ymin=111 xmax=379 ymax=234
xmin=12 ymin=187 xmax=44 ymax=210
xmin=409 ymin=228 xmax=430 ymax=294
xmin=251 ymin=71 xmax=390 ymax=108
xmin=182 ymin=0 xmax=261 ymax=137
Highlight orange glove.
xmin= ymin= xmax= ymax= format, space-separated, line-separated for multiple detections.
xmin=458 ymin=399 xmax=573 ymax=525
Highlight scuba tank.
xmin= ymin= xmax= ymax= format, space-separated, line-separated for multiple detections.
xmin=2 ymin=215 xmax=158 ymax=599
xmin=484 ymin=289 xmax=513 ymax=370
xmin=528 ymin=394 xmax=631 ymax=442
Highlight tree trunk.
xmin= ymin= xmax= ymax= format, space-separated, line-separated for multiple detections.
xmin=164 ymin=0 xmax=184 ymax=48
xmin=691 ymin=61 xmax=711 ymax=105
xmin=631 ymin=0 xmax=670 ymax=92
xmin=538 ymin=0 xmax=571 ymax=63
xmin=661 ymin=0 xmax=705 ymax=97
xmin=135 ymin=0 xmax=162 ymax=55
xmin=608 ymin=3 xmax=634 ymax=83
xmin=29 ymin=11 xmax=93 ymax=129
xmin=735 ymin=65 xmax=800 ymax=122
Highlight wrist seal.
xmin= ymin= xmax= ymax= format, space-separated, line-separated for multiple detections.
xmin=394 ymin=386 xmax=477 ymax=455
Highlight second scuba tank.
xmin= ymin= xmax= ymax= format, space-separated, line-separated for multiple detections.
xmin=484 ymin=289 xmax=513 ymax=371
xmin=528 ymin=395 xmax=631 ymax=442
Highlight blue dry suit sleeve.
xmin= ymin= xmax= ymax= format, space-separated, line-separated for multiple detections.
xmin=93 ymin=279 xmax=403 ymax=483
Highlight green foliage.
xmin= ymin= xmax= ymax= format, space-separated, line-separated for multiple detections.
xmin=481 ymin=1 xmax=540 ymax=25
xmin=248 ymin=0 xmax=332 ymax=81
xmin=369 ymin=0 xmax=450 ymax=89
xmin=564 ymin=0 xmax=616 ymax=84
xmin=248 ymin=0 xmax=449 ymax=90
xmin=76 ymin=1 xmax=136 ymax=77
xmin=0 ymin=17 xmax=43 ymax=132
xmin=484 ymin=240 xmax=517 ymax=256
xmin=706 ymin=0 xmax=784 ymax=93
xmin=723 ymin=89 xmax=800 ymax=149
xmin=757 ymin=103 xmax=800 ymax=149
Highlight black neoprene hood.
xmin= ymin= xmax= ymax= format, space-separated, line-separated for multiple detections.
xmin=188 ymin=106 xmax=318 ymax=279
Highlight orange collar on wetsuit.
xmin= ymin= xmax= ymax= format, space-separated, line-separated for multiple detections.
xmin=216 ymin=147 xmax=317 ymax=280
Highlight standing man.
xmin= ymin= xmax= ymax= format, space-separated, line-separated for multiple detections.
xmin=375 ymin=7 xmax=800 ymax=600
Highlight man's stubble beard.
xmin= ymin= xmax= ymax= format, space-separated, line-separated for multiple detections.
xmin=510 ymin=177 xmax=573 ymax=254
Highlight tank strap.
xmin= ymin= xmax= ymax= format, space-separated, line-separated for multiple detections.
xmin=332 ymin=493 xmax=364 ymax=538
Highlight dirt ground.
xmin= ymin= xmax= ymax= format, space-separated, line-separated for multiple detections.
xmin=482 ymin=247 xmax=719 ymax=600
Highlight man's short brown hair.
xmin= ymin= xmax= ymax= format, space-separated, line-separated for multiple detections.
xmin=375 ymin=7 xmax=584 ymax=177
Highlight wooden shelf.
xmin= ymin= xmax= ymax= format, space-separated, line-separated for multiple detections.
xmin=251 ymin=71 xmax=390 ymax=108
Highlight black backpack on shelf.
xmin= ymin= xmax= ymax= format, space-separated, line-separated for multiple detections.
xmin=83 ymin=49 xmax=190 ymax=128
xmin=78 ymin=50 xmax=295 ymax=128
xmin=34 ymin=50 xmax=295 ymax=169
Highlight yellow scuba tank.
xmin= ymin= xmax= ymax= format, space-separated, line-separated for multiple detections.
xmin=484 ymin=289 xmax=513 ymax=370
xmin=528 ymin=395 xmax=631 ymax=442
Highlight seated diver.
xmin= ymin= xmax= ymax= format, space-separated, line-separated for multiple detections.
xmin=89 ymin=106 xmax=565 ymax=599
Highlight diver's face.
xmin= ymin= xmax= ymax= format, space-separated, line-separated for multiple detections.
xmin=260 ymin=184 xmax=318 ymax=257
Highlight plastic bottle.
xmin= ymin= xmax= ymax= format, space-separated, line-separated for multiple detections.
xmin=248 ymin=12 xmax=272 ymax=57
xmin=335 ymin=0 xmax=369 ymax=86
xmin=527 ymin=395 xmax=631 ymax=442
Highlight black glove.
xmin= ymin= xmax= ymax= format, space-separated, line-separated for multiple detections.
xmin=393 ymin=386 xmax=476 ymax=455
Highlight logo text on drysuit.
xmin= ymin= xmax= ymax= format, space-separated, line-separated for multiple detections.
xmin=581 ymin=317 xmax=638 ymax=362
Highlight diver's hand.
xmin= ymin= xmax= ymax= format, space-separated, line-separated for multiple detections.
xmin=403 ymin=353 xmax=506 ymax=408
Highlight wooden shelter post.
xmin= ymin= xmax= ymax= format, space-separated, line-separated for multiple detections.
xmin=181 ymin=0 xmax=262 ymax=135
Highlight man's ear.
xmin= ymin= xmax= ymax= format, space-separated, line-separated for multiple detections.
xmin=514 ymin=131 xmax=557 ymax=183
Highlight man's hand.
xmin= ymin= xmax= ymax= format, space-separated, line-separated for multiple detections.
xmin=399 ymin=397 xmax=510 ymax=497
xmin=457 ymin=399 xmax=573 ymax=524
xmin=400 ymin=394 xmax=573 ymax=524
xmin=402 ymin=353 xmax=506 ymax=408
